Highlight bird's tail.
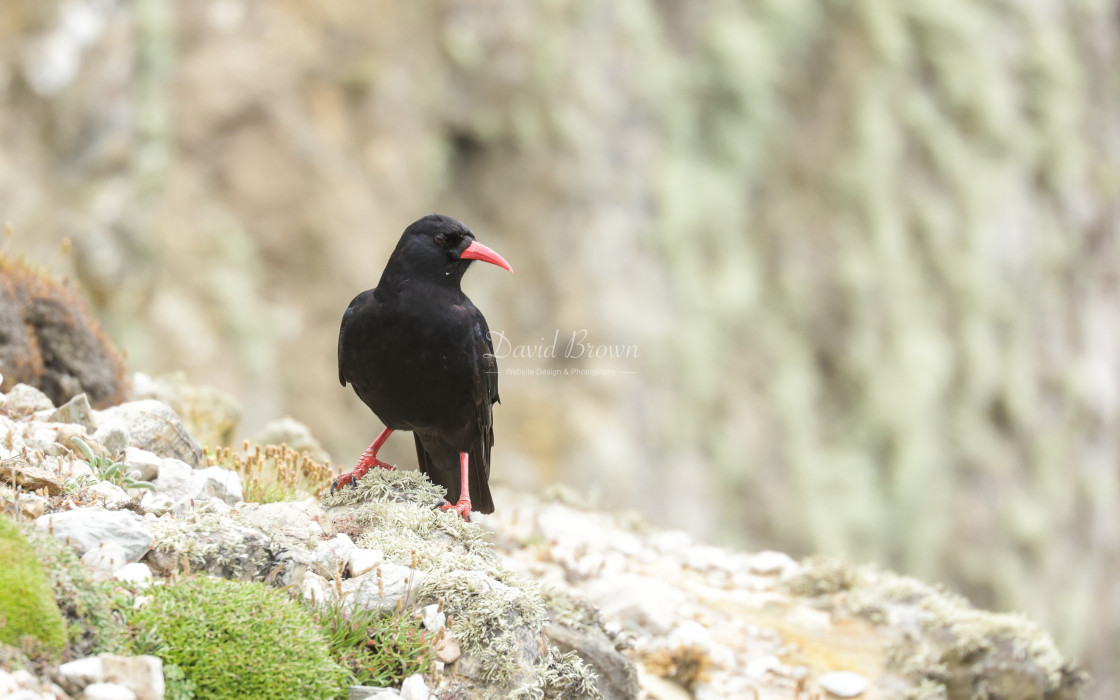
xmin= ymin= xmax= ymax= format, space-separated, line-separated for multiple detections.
xmin=414 ymin=436 xmax=495 ymax=514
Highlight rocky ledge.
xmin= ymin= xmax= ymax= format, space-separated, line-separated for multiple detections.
xmin=0 ymin=377 xmax=1086 ymax=700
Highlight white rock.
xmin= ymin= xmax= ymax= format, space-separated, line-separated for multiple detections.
xmin=747 ymin=550 xmax=800 ymax=576
xmin=59 ymin=655 xmax=104 ymax=687
xmin=4 ymin=691 xmax=47 ymax=700
xmin=101 ymin=654 xmax=164 ymax=700
xmin=114 ymin=563 xmax=153 ymax=587
xmin=349 ymin=686 xmax=402 ymax=699
xmin=89 ymin=481 xmax=131 ymax=508
xmin=398 ymin=674 xmax=431 ymax=700
xmin=61 ymin=458 xmax=95 ymax=480
xmin=348 ymin=547 xmax=384 ymax=577
xmin=82 ymin=541 xmax=128 ymax=581
xmin=312 ymin=533 xmax=355 ymax=578
xmin=669 ymin=619 xmax=711 ymax=648
xmin=121 ymin=448 xmax=161 ymax=482
xmin=0 ymin=670 xmax=16 ymax=695
xmin=421 ymin=603 xmax=445 ymax=631
xmin=50 ymin=393 xmax=96 ymax=431
xmin=584 ymin=574 xmax=688 ymax=635
xmin=84 ymin=682 xmax=137 ymax=700
xmin=95 ymin=400 xmax=205 ymax=466
xmin=818 ymin=670 xmax=868 ymax=698
xmin=37 ymin=508 xmax=153 ymax=561
xmin=24 ymin=424 xmax=59 ymax=451
xmin=195 ymin=466 xmax=243 ymax=505
xmin=197 ymin=497 xmax=232 ymax=516
xmin=301 ymin=571 xmax=331 ymax=605
xmin=9 ymin=669 xmax=36 ymax=688
xmin=153 ymin=458 xmax=200 ymax=500
xmin=344 ymin=563 xmax=424 ymax=613
xmin=93 ymin=422 xmax=131 ymax=458
xmin=745 ymin=655 xmax=782 ymax=678
xmin=139 ymin=491 xmax=174 ymax=516
xmin=7 ymin=383 xmax=54 ymax=412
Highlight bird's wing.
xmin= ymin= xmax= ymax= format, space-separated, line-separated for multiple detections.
xmin=474 ymin=311 xmax=500 ymax=409
xmin=338 ymin=289 xmax=376 ymax=387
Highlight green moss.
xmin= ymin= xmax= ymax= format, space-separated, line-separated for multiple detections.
xmin=0 ymin=514 xmax=67 ymax=653
xmin=126 ymin=576 xmax=349 ymax=700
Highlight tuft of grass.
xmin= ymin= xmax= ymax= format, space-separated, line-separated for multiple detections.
xmin=208 ymin=441 xmax=332 ymax=503
xmin=310 ymin=599 xmax=440 ymax=688
xmin=0 ymin=513 xmax=68 ymax=654
xmin=125 ymin=576 xmax=350 ymax=700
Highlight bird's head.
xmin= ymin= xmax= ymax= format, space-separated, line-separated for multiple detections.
xmin=386 ymin=214 xmax=512 ymax=287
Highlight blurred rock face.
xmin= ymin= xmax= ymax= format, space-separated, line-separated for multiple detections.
xmin=2 ymin=1 xmax=1120 ymax=695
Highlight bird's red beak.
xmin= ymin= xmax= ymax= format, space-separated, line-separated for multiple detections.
xmin=461 ymin=240 xmax=513 ymax=272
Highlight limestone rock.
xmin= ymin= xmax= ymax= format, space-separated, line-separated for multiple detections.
xmin=49 ymin=393 xmax=96 ymax=431
xmin=398 ymin=674 xmax=432 ymax=700
xmin=584 ymin=574 xmax=686 ymax=635
xmin=36 ymin=507 xmax=153 ymax=560
xmin=81 ymin=541 xmax=128 ymax=581
xmin=349 ymin=686 xmax=401 ymax=699
xmin=546 ymin=621 xmax=638 ymax=700
xmin=6 ymin=383 xmax=54 ymax=413
xmin=343 ymin=563 xmax=424 ymax=613
xmin=88 ymin=481 xmax=131 ymax=508
xmin=421 ymin=603 xmax=445 ymax=631
xmin=152 ymin=458 xmax=200 ymax=500
xmin=58 ymin=655 xmax=104 ymax=693
xmin=122 ymin=448 xmax=161 ymax=482
xmin=84 ymin=682 xmax=136 ymax=700
xmin=95 ymin=400 xmax=205 ymax=467
xmin=3 ymin=462 xmax=63 ymax=495
xmin=312 ymin=533 xmax=355 ymax=578
xmin=93 ymin=422 xmax=130 ymax=458
xmin=114 ymin=563 xmax=153 ymax=587
xmin=194 ymin=465 xmax=243 ymax=505
xmin=818 ymin=671 xmax=868 ymax=698
xmin=144 ymin=517 xmax=274 ymax=580
xmin=348 ymin=546 xmax=384 ymax=577
xmin=101 ymin=655 xmax=164 ymax=700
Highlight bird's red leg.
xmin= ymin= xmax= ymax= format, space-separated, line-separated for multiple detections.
xmin=330 ymin=428 xmax=394 ymax=493
xmin=438 ymin=452 xmax=473 ymax=522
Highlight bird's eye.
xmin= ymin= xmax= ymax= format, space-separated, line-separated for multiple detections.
xmin=434 ymin=234 xmax=448 ymax=247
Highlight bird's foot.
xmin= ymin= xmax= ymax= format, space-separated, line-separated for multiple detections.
xmin=436 ymin=499 xmax=473 ymax=522
xmin=329 ymin=454 xmax=395 ymax=494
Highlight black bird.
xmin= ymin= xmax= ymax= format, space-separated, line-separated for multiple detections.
xmin=331 ymin=214 xmax=512 ymax=521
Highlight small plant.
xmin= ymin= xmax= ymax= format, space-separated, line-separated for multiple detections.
xmin=125 ymin=576 xmax=349 ymax=700
xmin=70 ymin=437 xmax=154 ymax=491
xmin=208 ymin=441 xmax=332 ymax=503
xmin=309 ymin=599 xmax=440 ymax=688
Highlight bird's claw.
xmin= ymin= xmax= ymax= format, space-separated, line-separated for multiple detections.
xmin=436 ymin=499 xmax=473 ymax=522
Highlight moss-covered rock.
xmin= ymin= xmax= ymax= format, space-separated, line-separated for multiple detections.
xmin=0 ymin=514 xmax=67 ymax=653
xmin=126 ymin=575 xmax=349 ymax=699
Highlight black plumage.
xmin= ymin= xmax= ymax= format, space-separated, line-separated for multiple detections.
xmin=332 ymin=214 xmax=511 ymax=519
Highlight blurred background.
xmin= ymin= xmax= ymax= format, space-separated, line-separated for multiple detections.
xmin=2 ymin=0 xmax=1118 ymax=695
